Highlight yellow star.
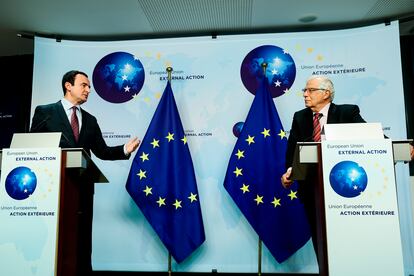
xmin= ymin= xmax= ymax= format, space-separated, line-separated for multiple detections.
xmin=254 ymin=194 xmax=264 ymax=205
xmin=156 ymin=196 xmax=166 ymax=207
xmin=261 ymin=128 xmax=270 ymax=138
xmin=288 ymin=190 xmax=298 ymax=200
xmin=271 ymin=197 xmax=281 ymax=207
xmin=143 ymin=185 xmax=152 ymax=196
xmin=155 ymin=92 xmax=162 ymax=99
xmin=240 ymin=183 xmax=250 ymax=194
xmin=188 ymin=193 xmax=198 ymax=202
xmin=278 ymin=129 xmax=286 ymax=139
xmin=235 ymin=149 xmax=245 ymax=159
xmin=139 ymin=152 xmax=149 ymax=162
xmin=137 ymin=169 xmax=146 ymax=180
xmin=233 ymin=167 xmax=243 ymax=177
xmin=316 ymin=54 xmax=323 ymax=61
xmin=246 ymin=135 xmax=255 ymax=145
xmin=173 ymin=199 xmax=182 ymax=210
xmin=166 ymin=132 xmax=174 ymax=142
xmin=181 ymin=136 xmax=187 ymax=145
xmin=150 ymin=138 xmax=160 ymax=148
xmin=307 ymin=47 xmax=314 ymax=53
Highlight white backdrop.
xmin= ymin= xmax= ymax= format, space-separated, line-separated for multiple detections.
xmin=31 ymin=21 xmax=414 ymax=274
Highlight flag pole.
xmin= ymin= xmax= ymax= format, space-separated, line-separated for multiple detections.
xmin=168 ymin=253 xmax=172 ymax=276
xmin=257 ymin=62 xmax=268 ymax=276
xmin=167 ymin=65 xmax=173 ymax=276
xmin=167 ymin=66 xmax=173 ymax=81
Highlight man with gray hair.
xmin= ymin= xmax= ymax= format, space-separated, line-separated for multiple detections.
xmin=280 ymin=75 xmax=366 ymax=263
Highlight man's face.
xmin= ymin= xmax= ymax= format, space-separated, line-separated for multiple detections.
xmin=303 ymin=78 xmax=330 ymax=112
xmin=65 ymin=74 xmax=91 ymax=105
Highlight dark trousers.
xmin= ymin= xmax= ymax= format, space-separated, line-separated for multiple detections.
xmin=77 ymin=183 xmax=94 ymax=275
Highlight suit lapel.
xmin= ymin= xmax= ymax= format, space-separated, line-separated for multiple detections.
xmin=302 ymin=108 xmax=314 ymax=141
xmin=78 ymin=108 xmax=88 ymax=145
xmin=56 ymin=101 xmax=77 ymax=146
xmin=327 ymin=103 xmax=338 ymax=123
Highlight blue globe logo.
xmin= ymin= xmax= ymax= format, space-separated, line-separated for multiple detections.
xmin=232 ymin=122 xmax=244 ymax=137
xmin=329 ymin=161 xmax=368 ymax=198
xmin=5 ymin=166 xmax=37 ymax=200
xmin=240 ymin=45 xmax=296 ymax=98
xmin=92 ymin=52 xmax=145 ymax=103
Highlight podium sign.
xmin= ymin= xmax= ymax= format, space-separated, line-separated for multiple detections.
xmin=321 ymin=139 xmax=404 ymax=276
xmin=0 ymin=148 xmax=61 ymax=276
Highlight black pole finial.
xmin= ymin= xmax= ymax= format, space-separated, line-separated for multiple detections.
xmin=166 ymin=67 xmax=173 ymax=81
xmin=261 ymin=62 xmax=267 ymax=77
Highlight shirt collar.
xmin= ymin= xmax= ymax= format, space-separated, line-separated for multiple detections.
xmin=61 ymin=98 xmax=79 ymax=111
xmin=316 ymin=102 xmax=331 ymax=118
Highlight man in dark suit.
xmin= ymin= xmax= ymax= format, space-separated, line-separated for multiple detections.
xmin=30 ymin=70 xmax=140 ymax=275
xmin=281 ymin=75 xmax=413 ymax=265
xmin=281 ymin=75 xmax=367 ymax=266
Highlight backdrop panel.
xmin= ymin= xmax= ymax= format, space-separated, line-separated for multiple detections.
xmin=30 ymin=21 xmax=413 ymax=274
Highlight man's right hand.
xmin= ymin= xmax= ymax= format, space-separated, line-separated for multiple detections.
xmin=281 ymin=167 xmax=294 ymax=189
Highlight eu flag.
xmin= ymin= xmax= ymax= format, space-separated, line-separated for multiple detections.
xmin=223 ymin=77 xmax=311 ymax=263
xmin=126 ymin=81 xmax=205 ymax=263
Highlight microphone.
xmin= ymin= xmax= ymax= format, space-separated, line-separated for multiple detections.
xmin=30 ymin=115 xmax=51 ymax=132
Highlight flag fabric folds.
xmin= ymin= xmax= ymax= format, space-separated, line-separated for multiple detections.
xmin=126 ymin=81 xmax=205 ymax=263
xmin=223 ymin=77 xmax=311 ymax=263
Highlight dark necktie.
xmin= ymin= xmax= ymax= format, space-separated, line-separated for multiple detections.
xmin=71 ymin=106 xmax=79 ymax=142
xmin=313 ymin=112 xmax=322 ymax=142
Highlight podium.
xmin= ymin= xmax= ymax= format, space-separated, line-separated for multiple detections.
xmin=293 ymin=135 xmax=411 ymax=276
xmin=0 ymin=147 xmax=108 ymax=276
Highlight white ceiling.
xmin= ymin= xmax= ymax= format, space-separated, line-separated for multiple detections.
xmin=0 ymin=0 xmax=413 ymax=57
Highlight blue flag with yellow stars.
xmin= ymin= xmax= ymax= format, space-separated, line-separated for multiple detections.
xmin=126 ymin=81 xmax=205 ymax=263
xmin=223 ymin=77 xmax=311 ymax=263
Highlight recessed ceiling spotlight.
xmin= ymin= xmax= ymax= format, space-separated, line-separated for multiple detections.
xmin=299 ymin=15 xmax=317 ymax=23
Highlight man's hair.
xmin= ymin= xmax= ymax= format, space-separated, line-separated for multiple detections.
xmin=307 ymin=75 xmax=335 ymax=101
xmin=61 ymin=70 xmax=88 ymax=95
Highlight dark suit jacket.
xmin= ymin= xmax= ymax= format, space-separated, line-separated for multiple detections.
xmin=30 ymin=100 xmax=127 ymax=161
xmin=30 ymin=100 xmax=130 ymax=273
xmin=286 ymin=103 xmax=366 ymax=169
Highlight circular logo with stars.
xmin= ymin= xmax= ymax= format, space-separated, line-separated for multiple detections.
xmin=5 ymin=166 xmax=37 ymax=200
xmin=92 ymin=51 xmax=145 ymax=103
xmin=329 ymin=161 xmax=368 ymax=198
xmin=240 ymin=45 xmax=296 ymax=98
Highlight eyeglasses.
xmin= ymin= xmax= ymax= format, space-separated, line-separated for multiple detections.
xmin=302 ymin=88 xmax=328 ymax=93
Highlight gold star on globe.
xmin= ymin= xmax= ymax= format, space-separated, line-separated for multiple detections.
xmin=271 ymin=197 xmax=281 ymax=207
xmin=233 ymin=167 xmax=243 ymax=177
xmin=137 ymin=169 xmax=146 ymax=180
xmin=166 ymin=132 xmax=174 ymax=142
xmin=261 ymin=128 xmax=270 ymax=138
xmin=143 ymin=185 xmax=152 ymax=196
xmin=150 ymin=138 xmax=160 ymax=148
xmin=188 ymin=193 xmax=198 ymax=202
xmin=156 ymin=196 xmax=166 ymax=207
xmin=235 ymin=149 xmax=245 ymax=159
xmin=140 ymin=152 xmax=149 ymax=162
xmin=240 ymin=183 xmax=250 ymax=194
xmin=288 ymin=190 xmax=298 ymax=200
xmin=173 ymin=199 xmax=182 ymax=209
xmin=246 ymin=135 xmax=255 ymax=145
xmin=254 ymin=195 xmax=264 ymax=205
